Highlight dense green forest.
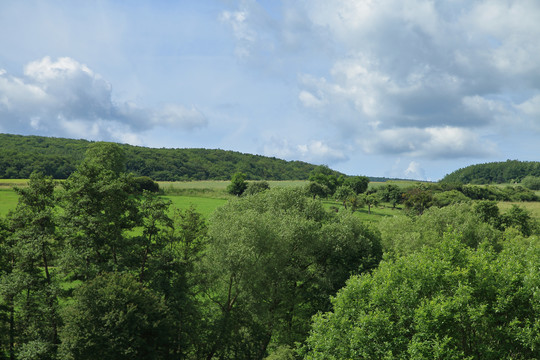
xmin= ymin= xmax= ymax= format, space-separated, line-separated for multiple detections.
xmin=1 ymin=142 xmax=540 ymax=359
xmin=441 ymin=160 xmax=540 ymax=184
xmin=0 ymin=133 xmax=327 ymax=181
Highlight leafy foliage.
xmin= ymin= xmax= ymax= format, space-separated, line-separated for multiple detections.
xmin=59 ymin=273 xmax=170 ymax=360
xmin=521 ymin=175 xmax=540 ymax=190
xmin=226 ymin=172 xmax=248 ymax=196
xmin=303 ymin=233 xmax=540 ymax=359
xmin=0 ymin=133 xmax=322 ymax=180
xmin=200 ymin=188 xmax=382 ymax=359
xmin=243 ymin=180 xmax=270 ymax=196
xmin=441 ymin=159 xmax=540 ymax=184
xmin=2 ymin=135 xmax=540 ymax=360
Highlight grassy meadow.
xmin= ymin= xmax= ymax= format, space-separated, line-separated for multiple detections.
xmin=1 ymin=179 xmax=540 ymax=221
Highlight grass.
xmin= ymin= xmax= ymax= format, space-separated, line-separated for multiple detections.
xmin=0 ymin=179 xmax=28 ymax=189
xmin=158 ymin=180 xmax=308 ymax=198
xmin=322 ymin=199 xmax=402 ymax=223
xmin=164 ymin=195 xmax=228 ymax=218
xmin=0 ymin=189 xmax=18 ymax=216
xmin=1 ymin=179 xmax=539 ymax=221
xmin=369 ymin=180 xmax=421 ymax=190
xmin=498 ymin=201 xmax=540 ymax=219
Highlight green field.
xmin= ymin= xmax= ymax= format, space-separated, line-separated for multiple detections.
xmin=2 ymin=180 xmax=540 ymax=220
xmin=498 ymin=201 xmax=540 ymax=219
xmin=0 ymin=189 xmax=19 ymax=216
xmin=163 ymin=195 xmax=228 ymax=218
xmin=0 ymin=179 xmax=28 ymax=189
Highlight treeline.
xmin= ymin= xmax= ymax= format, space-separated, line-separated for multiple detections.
xmin=302 ymin=168 xmax=538 ymax=217
xmin=0 ymin=133 xmax=324 ymax=181
xmin=441 ymin=159 xmax=540 ymax=184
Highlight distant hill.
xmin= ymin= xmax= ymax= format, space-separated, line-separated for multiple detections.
xmin=0 ymin=133 xmax=329 ymax=181
xmin=441 ymin=160 xmax=540 ymax=184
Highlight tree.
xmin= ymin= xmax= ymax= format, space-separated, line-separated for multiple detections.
xmin=377 ymin=203 xmax=502 ymax=256
xmin=333 ymin=185 xmax=355 ymax=209
xmin=432 ymin=190 xmax=470 ymax=207
xmin=473 ymin=200 xmax=500 ymax=226
xmin=359 ymin=193 xmax=379 ymax=214
xmin=0 ymin=216 xmax=14 ymax=359
xmin=59 ymin=273 xmax=171 ymax=360
xmin=377 ymin=184 xmax=403 ymax=209
xmin=132 ymin=176 xmax=160 ymax=193
xmin=500 ymin=205 xmax=536 ymax=236
xmin=243 ymin=181 xmax=270 ymax=196
xmin=521 ymin=175 xmax=540 ymax=190
xmin=171 ymin=205 xmax=208 ymax=263
xmin=59 ymin=142 xmax=139 ymax=279
xmin=303 ymin=233 xmax=540 ymax=359
xmin=0 ymin=172 xmax=60 ymax=359
xmin=131 ymin=191 xmax=173 ymax=283
xmin=227 ymin=172 xmax=248 ymax=196
xmin=308 ymin=165 xmax=342 ymax=197
xmin=305 ymin=182 xmax=329 ymax=199
xmin=403 ymin=186 xmax=433 ymax=215
xmin=343 ymin=176 xmax=369 ymax=195
xmin=200 ymin=188 xmax=381 ymax=359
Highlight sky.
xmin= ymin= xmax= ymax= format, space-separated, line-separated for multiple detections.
xmin=1 ymin=0 xmax=539 ymax=181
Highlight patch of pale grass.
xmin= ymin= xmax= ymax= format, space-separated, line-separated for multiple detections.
xmin=498 ymin=201 xmax=540 ymax=219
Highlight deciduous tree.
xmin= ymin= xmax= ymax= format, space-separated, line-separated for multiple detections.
xmin=59 ymin=143 xmax=139 ymax=279
xmin=227 ymin=172 xmax=248 ymax=196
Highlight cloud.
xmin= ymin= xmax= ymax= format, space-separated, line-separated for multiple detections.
xmin=263 ymin=137 xmax=347 ymax=164
xmin=363 ymin=126 xmax=497 ymax=159
xmin=285 ymin=0 xmax=540 ymax=160
xmin=219 ymin=0 xmax=334 ymax=73
xmin=220 ymin=8 xmax=257 ymax=58
xmin=0 ymin=57 xmax=207 ymax=143
xmin=404 ymin=161 xmax=426 ymax=180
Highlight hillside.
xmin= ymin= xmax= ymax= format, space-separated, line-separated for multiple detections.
xmin=441 ymin=160 xmax=540 ymax=184
xmin=0 ymin=133 xmax=325 ymax=181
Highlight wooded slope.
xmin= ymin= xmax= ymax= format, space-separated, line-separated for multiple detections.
xmin=0 ymin=133 xmax=321 ymax=180
xmin=441 ymin=160 xmax=540 ymax=184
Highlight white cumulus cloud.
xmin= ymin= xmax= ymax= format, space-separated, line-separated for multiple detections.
xmin=0 ymin=57 xmax=207 ymax=143
xmin=263 ymin=137 xmax=347 ymax=164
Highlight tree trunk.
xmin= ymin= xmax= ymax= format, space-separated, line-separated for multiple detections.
xmin=42 ymin=244 xmax=58 ymax=348
xmin=8 ymin=296 xmax=14 ymax=360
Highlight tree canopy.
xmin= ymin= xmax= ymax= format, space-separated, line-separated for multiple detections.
xmin=441 ymin=160 xmax=540 ymax=184
xmin=303 ymin=232 xmax=540 ymax=359
xmin=0 ymin=133 xmax=324 ymax=181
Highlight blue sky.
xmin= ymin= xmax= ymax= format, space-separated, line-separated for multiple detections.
xmin=1 ymin=0 xmax=540 ymax=180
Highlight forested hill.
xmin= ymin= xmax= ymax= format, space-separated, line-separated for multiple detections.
xmin=0 ymin=133 xmax=325 ymax=181
xmin=441 ymin=160 xmax=540 ymax=184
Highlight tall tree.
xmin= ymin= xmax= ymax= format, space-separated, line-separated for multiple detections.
xmin=131 ymin=191 xmax=173 ymax=283
xmin=0 ymin=216 xmax=14 ymax=360
xmin=200 ymin=188 xmax=381 ymax=359
xmin=59 ymin=273 xmax=171 ymax=360
xmin=59 ymin=142 xmax=138 ymax=279
xmin=0 ymin=172 xmax=60 ymax=359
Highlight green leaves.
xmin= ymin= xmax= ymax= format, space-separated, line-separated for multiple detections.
xmin=59 ymin=273 xmax=170 ymax=360
xmin=227 ymin=172 xmax=248 ymax=196
xmin=304 ymin=233 xmax=540 ymax=359
xmin=201 ymin=188 xmax=382 ymax=358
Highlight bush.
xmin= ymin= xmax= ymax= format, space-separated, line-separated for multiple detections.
xmin=521 ymin=175 xmax=540 ymax=190
xmin=243 ymin=180 xmax=270 ymax=196
xmin=132 ymin=176 xmax=160 ymax=193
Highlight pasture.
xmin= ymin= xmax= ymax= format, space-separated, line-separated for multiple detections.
xmin=1 ymin=180 xmax=540 ymax=221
